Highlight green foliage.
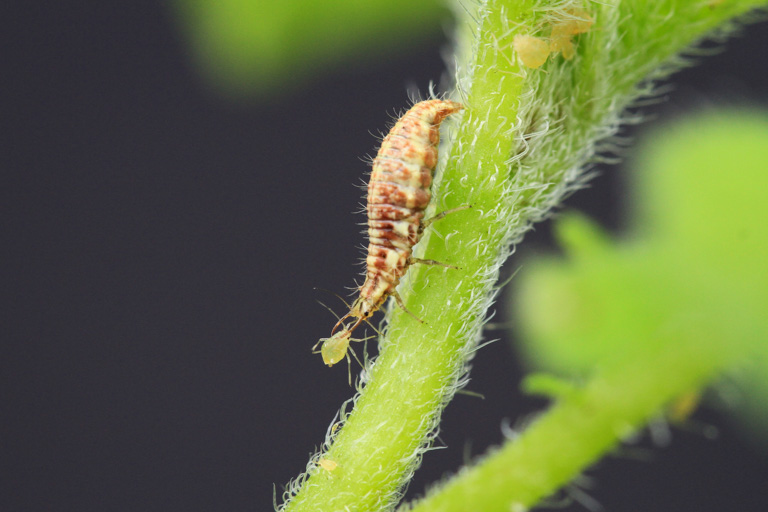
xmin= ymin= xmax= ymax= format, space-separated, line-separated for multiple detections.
xmin=273 ymin=1 xmax=768 ymax=512
xmin=514 ymin=111 xmax=768 ymax=444
xmin=171 ymin=0 xmax=447 ymax=96
xmin=407 ymin=110 xmax=768 ymax=512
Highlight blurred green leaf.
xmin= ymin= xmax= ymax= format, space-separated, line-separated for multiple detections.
xmin=634 ymin=111 xmax=768 ymax=274
xmin=512 ymin=110 xmax=768 ymax=444
xmin=171 ymin=0 xmax=447 ymax=97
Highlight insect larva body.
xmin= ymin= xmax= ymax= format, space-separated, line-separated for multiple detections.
xmin=331 ymin=99 xmax=463 ymax=340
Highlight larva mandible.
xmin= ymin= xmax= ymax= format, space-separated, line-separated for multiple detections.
xmin=317 ymin=99 xmax=464 ymax=367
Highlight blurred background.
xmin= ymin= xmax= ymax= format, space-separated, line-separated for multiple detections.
xmin=2 ymin=2 xmax=767 ymax=511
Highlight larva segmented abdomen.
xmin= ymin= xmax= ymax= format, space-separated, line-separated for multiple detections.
xmin=332 ymin=99 xmax=463 ymax=336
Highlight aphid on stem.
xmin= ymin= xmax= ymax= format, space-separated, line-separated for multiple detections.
xmin=513 ymin=7 xmax=594 ymax=68
xmin=317 ymin=458 xmax=338 ymax=473
xmin=549 ymin=7 xmax=594 ymax=60
xmin=513 ymin=35 xmax=551 ymax=69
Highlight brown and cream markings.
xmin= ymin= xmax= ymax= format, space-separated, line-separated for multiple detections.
xmin=316 ymin=99 xmax=464 ymax=367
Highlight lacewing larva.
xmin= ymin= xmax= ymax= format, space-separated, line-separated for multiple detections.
xmin=317 ymin=99 xmax=465 ymax=367
xmin=333 ymin=99 xmax=464 ymax=335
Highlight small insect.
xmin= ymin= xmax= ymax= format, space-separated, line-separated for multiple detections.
xmin=548 ymin=7 xmax=593 ymax=60
xmin=318 ymin=458 xmax=338 ymax=473
xmin=318 ymin=99 xmax=465 ymax=367
xmin=316 ymin=329 xmax=353 ymax=367
xmin=513 ymin=34 xmax=551 ymax=69
xmin=312 ymin=296 xmax=369 ymax=373
xmin=514 ymin=7 xmax=594 ymax=68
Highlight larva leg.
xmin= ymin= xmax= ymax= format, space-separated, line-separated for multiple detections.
xmin=409 ymin=257 xmax=460 ymax=270
xmin=412 ymin=205 xmax=471 ymax=270
xmin=392 ymin=290 xmax=424 ymax=324
xmin=421 ymin=204 xmax=472 ymax=232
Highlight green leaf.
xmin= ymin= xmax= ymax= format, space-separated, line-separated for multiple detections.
xmin=171 ymin=0 xmax=447 ymax=96
xmin=277 ymin=0 xmax=768 ymax=510
xmin=513 ymin=110 xmax=768 ymax=444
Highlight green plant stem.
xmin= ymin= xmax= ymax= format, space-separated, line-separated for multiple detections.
xmin=279 ymin=1 xmax=768 ymax=511
xmin=282 ymin=3 xmax=536 ymax=511
xmin=404 ymin=333 xmax=744 ymax=512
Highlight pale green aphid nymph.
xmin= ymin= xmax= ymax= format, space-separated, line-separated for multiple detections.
xmin=313 ymin=330 xmax=366 ymax=384
xmin=317 ymin=330 xmax=352 ymax=367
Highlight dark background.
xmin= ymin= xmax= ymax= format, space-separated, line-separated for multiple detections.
xmin=2 ymin=3 xmax=767 ymax=511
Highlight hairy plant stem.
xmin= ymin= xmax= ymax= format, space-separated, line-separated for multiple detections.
xmin=404 ymin=330 xmax=746 ymax=512
xmin=279 ymin=1 xmax=767 ymax=511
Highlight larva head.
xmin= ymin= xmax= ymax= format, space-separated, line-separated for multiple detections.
xmin=320 ymin=330 xmax=352 ymax=367
xmin=350 ymin=296 xmax=376 ymax=323
xmin=430 ymin=100 xmax=464 ymax=127
xmin=326 ymin=299 xmax=370 ymax=340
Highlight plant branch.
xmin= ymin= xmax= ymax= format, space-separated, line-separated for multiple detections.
xmin=403 ymin=320 xmax=749 ymax=511
xmin=278 ymin=1 xmax=767 ymax=511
